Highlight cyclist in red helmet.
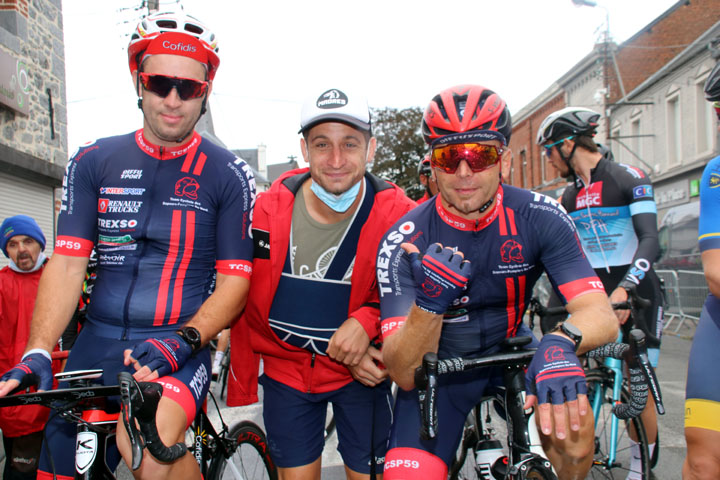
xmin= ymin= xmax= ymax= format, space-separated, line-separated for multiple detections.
xmin=416 ymin=154 xmax=438 ymax=203
xmin=0 ymin=12 xmax=255 ymax=480
xmin=378 ymin=85 xmax=617 ymax=479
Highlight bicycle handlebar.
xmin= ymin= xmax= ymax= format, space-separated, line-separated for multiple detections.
xmin=586 ymin=329 xmax=665 ymax=418
xmin=0 ymin=372 xmax=187 ymax=471
xmin=118 ymin=372 xmax=187 ymax=469
xmin=415 ymin=345 xmax=537 ymax=440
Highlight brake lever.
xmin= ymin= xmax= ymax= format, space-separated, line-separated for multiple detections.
xmin=118 ymin=372 xmax=145 ymax=470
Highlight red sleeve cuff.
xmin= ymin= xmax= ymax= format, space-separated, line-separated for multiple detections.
xmin=54 ymin=236 xmax=94 ymax=257
xmin=216 ymin=259 xmax=252 ymax=278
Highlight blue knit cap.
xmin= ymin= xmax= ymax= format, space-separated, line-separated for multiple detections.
xmin=1 ymin=215 xmax=46 ymax=258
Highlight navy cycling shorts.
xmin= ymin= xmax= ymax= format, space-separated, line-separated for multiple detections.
xmin=37 ymin=323 xmax=211 ymax=479
xmin=260 ymin=374 xmax=392 ymax=473
xmin=685 ymin=295 xmax=720 ymax=432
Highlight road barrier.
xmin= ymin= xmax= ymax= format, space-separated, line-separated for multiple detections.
xmin=656 ymin=269 xmax=708 ymax=335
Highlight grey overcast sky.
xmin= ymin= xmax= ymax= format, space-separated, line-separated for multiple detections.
xmin=62 ymin=0 xmax=680 ymax=166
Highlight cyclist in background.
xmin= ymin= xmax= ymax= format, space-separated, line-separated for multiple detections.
xmin=416 ymin=154 xmax=438 ymax=203
xmin=537 ymin=107 xmax=664 ymax=478
xmin=0 ymin=12 xmax=255 ymax=480
xmin=378 ymin=84 xmax=617 ymax=479
xmin=684 ymin=60 xmax=720 ymax=480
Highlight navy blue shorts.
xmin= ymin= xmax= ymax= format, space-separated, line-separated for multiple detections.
xmin=260 ymin=374 xmax=392 ymax=473
xmin=37 ymin=323 xmax=211 ymax=479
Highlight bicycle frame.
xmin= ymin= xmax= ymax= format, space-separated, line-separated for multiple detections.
xmin=589 ymin=329 xmax=626 ymax=468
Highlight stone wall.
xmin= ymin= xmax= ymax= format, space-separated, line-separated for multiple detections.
xmin=0 ymin=0 xmax=67 ymax=167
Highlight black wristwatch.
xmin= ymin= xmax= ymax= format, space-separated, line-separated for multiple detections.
xmin=550 ymin=322 xmax=583 ymax=351
xmin=176 ymin=326 xmax=202 ymax=352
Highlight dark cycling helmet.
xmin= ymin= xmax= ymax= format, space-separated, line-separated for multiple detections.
xmin=704 ymin=61 xmax=720 ymax=102
xmin=421 ymin=85 xmax=512 ymax=145
xmin=536 ymin=107 xmax=601 ymax=145
xmin=417 ymin=154 xmax=431 ymax=176
xmin=128 ymin=12 xmax=220 ymax=80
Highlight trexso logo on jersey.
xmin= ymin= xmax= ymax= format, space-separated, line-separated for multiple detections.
xmin=377 ymin=221 xmax=416 ymax=297
xmin=316 ymin=89 xmax=348 ymax=109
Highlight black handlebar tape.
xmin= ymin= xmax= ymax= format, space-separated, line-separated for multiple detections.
xmin=418 ymin=352 xmax=439 ymax=440
xmin=586 ymin=342 xmax=629 ymax=360
xmin=135 ymin=382 xmax=188 ymax=462
xmin=613 ymin=366 xmax=648 ymax=420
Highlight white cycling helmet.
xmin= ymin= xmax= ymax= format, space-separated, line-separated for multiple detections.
xmin=128 ymin=12 xmax=220 ymax=80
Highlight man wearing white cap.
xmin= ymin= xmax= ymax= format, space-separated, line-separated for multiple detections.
xmin=228 ymin=87 xmax=415 ymax=479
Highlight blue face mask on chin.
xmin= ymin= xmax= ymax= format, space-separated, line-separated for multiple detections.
xmin=310 ymin=179 xmax=362 ymax=213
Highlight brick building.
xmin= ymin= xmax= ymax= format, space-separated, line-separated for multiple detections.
xmin=508 ymin=0 xmax=720 ymax=206
xmin=0 ymin=0 xmax=66 ymax=267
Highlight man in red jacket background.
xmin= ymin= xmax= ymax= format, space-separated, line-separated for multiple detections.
xmin=0 ymin=215 xmax=56 ymax=480
xmin=228 ymin=87 xmax=416 ymax=479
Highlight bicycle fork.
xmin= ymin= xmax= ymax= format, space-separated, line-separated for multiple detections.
xmin=590 ymin=331 xmax=624 ymax=468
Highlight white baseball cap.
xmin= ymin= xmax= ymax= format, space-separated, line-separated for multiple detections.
xmin=299 ymin=88 xmax=371 ymax=134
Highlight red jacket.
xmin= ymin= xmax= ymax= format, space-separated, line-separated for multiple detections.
xmin=227 ymin=169 xmax=415 ymax=405
xmin=0 ymin=265 xmax=56 ymax=437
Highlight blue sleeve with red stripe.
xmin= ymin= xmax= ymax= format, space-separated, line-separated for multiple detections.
xmin=56 ymin=142 xmax=100 ymax=256
xmin=214 ymin=156 xmax=257 ymax=277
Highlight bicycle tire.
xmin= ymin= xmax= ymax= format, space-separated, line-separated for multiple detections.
xmin=585 ymin=372 xmax=651 ymax=480
xmin=207 ymin=420 xmax=277 ymax=480
xmin=449 ymin=394 xmax=508 ymax=480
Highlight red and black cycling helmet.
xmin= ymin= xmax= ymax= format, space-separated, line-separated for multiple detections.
xmin=417 ymin=154 xmax=432 ymax=177
xmin=704 ymin=61 xmax=720 ymax=102
xmin=536 ymin=107 xmax=600 ymax=145
xmin=128 ymin=12 xmax=220 ymax=80
xmin=421 ymin=85 xmax=512 ymax=145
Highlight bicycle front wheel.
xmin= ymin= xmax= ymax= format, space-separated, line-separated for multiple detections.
xmin=207 ymin=421 xmax=277 ymax=480
xmin=586 ymin=372 xmax=651 ymax=480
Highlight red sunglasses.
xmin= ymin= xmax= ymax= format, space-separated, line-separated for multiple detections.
xmin=431 ymin=143 xmax=505 ymax=174
xmin=139 ymin=73 xmax=208 ymax=101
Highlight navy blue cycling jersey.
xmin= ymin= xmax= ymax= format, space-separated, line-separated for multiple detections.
xmin=56 ymin=130 xmax=256 ymax=331
xmin=377 ymin=184 xmax=604 ymax=359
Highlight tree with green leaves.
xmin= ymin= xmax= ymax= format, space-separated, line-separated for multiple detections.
xmin=370 ymin=106 xmax=427 ymax=201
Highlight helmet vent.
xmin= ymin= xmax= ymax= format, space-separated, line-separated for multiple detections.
xmin=156 ymin=20 xmax=178 ymax=29
xmin=184 ymin=23 xmax=204 ymax=35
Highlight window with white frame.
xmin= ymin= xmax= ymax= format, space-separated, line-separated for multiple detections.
xmin=666 ymin=89 xmax=682 ymax=166
xmin=696 ymin=72 xmax=715 ymax=156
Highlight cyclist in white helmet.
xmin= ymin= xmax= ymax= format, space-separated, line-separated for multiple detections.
xmin=0 ymin=12 xmax=256 ymax=480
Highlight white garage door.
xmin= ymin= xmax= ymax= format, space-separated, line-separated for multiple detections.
xmin=0 ymin=172 xmax=56 ymax=268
